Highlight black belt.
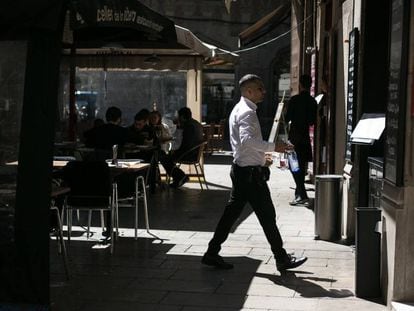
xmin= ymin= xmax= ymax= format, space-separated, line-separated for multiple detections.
xmin=233 ymin=164 xmax=270 ymax=181
xmin=234 ymin=164 xmax=264 ymax=170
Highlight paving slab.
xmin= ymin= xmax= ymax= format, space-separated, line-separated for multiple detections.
xmin=50 ymin=154 xmax=387 ymax=310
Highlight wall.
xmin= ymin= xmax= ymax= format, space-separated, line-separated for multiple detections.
xmin=187 ymin=58 xmax=202 ymax=121
xmin=381 ymin=0 xmax=414 ymax=306
xmin=387 ymin=0 xmax=414 ymax=303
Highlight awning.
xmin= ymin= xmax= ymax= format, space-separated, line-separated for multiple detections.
xmin=175 ymin=25 xmax=239 ymax=66
xmin=238 ymin=3 xmax=290 ymax=47
xmin=69 ymin=0 xmax=177 ymax=47
xmin=62 ymin=28 xmax=238 ymax=70
xmin=62 ymin=0 xmax=238 ymax=67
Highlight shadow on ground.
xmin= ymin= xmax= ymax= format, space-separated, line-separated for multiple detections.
xmin=50 ymin=237 xmax=263 ymax=311
xmin=256 ymin=271 xmax=354 ymax=298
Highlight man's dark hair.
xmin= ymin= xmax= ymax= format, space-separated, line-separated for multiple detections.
xmin=105 ymin=106 xmax=122 ymax=122
xmin=178 ymin=107 xmax=192 ymax=121
xmin=299 ymin=74 xmax=312 ymax=89
xmin=134 ymin=108 xmax=150 ymax=121
xmin=239 ymin=74 xmax=262 ymax=89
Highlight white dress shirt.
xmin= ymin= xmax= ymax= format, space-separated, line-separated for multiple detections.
xmin=229 ymin=96 xmax=275 ymax=166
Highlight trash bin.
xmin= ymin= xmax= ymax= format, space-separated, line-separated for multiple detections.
xmin=355 ymin=207 xmax=381 ymax=298
xmin=314 ymin=175 xmax=343 ymax=241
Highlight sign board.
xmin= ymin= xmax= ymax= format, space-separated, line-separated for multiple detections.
xmin=350 ymin=113 xmax=385 ymax=145
xmin=70 ymin=0 xmax=177 ymax=44
xmin=268 ymin=99 xmax=286 ymax=143
xmin=345 ymin=28 xmax=359 ymax=161
xmin=384 ymin=0 xmax=409 ymax=186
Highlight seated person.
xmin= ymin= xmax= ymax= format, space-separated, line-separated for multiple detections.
xmin=148 ymin=110 xmax=172 ymax=153
xmin=80 ymin=107 xmax=128 ymax=235
xmin=159 ymin=107 xmax=205 ymax=188
xmin=124 ymin=109 xmax=161 ymax=191
xmin=173 ymin=107 xmax=204 ymax=162
xmin=125 ymin=109 xmax=155 ymax=162
xmin=83 ymin=107 xmax=128 ymax=160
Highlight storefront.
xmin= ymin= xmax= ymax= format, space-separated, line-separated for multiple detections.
xmin=295 ymin=0 xmax=414 ymax=307
xmin=0 ymin=0 xmax=237 ymax=305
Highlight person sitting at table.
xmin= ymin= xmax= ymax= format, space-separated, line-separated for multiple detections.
xmin=83 ymin=118 xmax=104 ymax=146
xmin=126 ymin=109 xmax=155 ymax=162
xmin=159 ymin=107 xmax=205 ymax=188
xmin=84 ymin=107 xmax=127 ymax=155
xmin=148 ymin=110 xmax=172 ymax=153
xmin=174 ymin=107 xmax=205 ymax=161
xmin=127 ymin=109 xmax=154 ymax=144
xmin=124 ymin=108 xmax=162 ymax=191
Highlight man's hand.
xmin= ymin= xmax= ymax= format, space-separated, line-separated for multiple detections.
xmin=274 ymin=141 xmax=294 ymax=153
xmin=264 ymin=153 xmax=273 ymax=167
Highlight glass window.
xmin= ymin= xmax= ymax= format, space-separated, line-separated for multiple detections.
xmin=0 ymin=41 xmax=27 ymax=288
xmin=202 ymin=71 xmax=235 ymax=124
xmin=57 ymin=70 xmax=187 ymax=141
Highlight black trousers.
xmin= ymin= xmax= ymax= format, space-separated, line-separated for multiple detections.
xmin=207 ymin=164 xmax=288 ymax=261
xmin=289 ymin=150 xmax=308 ymax=200
xmin=158 ymin=151 xmax=186 ymax=182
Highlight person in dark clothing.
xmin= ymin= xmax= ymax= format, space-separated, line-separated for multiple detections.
xmin=160 ymin=107 xmax=204 ymax=188
xmin=126 ymin=109 xmax=154 ymax=148
xmin=126 ymin=109 xmax=155 ymax=162
xmin=81 ymin=107 xmax=128 ymax=237
xmin=202 ymin=74 xmax=307 ymax=272
xmin=83 ymin=118 xmax=104 ymax=146
xmin=173 ymin=107 xmax=204 ymax=161
xmin=124 ymin=109 xmax=161 ymax=191
xmin=84 ymin=106 xmax=127 ymax=152
xmin=285 ymin=74 xmax=317 ymax=206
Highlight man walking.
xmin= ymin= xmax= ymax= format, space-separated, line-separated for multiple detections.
xmin=202 ymin=74 xmax=307 ymax=272
xmin=285 ymin=74 xmax=317 ymax=206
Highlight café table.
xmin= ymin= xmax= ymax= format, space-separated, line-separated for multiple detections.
xmin=123 ymin=144 xmax=161 ymax=192
xmin=7 ymin=160 xmax=151 ymax=240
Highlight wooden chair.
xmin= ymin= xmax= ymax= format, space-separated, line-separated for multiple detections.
xmin=169 ymin=141 xmax=209 ymax=190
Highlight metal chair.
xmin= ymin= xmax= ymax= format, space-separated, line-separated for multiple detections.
xmin=114 ymin=174 xmax=150 ymax=240
xmin=168 ymin=141 xmax=209 ymax=190
xmin=62 ymin=161 xmax=116 ymax=253
xmin=50 ymin=204 xmax=70 ymax=279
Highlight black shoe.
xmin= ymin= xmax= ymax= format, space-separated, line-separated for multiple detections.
xmin=289 ymin=197 xmax=309 ymax=206
xmin=276 ymin=254 xmax=307 ymax=271
xmin=102 ymin=229 xmax=112 ymax=238
xmin=201 ymin=253 xmax=234 ymax=270
xmin=171 ymin=175 xmax=189 ymax=188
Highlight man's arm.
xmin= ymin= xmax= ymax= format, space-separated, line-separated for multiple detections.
xmin=308 ymin=98 xmax=318 ymax=126
xmin=285 ymin=97 xmax=293 ymax=123
xmin=238 ymin=112 xmax=275 ymax=152
xmin=274 ymin=141 xmax=293 ymax=153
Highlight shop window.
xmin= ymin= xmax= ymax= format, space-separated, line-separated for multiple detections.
xmin=0 ymin=41 xmax=27 ymax=295
xmin=202 ymin=72 xmax=235 ymax=124
xmin=57 ymin=70 xmax=186 ymax=141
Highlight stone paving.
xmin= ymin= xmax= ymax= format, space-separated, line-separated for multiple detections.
xmin=50 ymin=154 xmax=387 ymax=310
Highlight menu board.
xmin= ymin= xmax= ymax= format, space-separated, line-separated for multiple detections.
xmin=345 ymin=28 xmax=359 ymax=162
xmin=384 ymin=0 xmax=409 ymax=186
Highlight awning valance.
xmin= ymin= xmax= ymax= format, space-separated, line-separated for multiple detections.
xmin=69 ymin=0 xmax=177 ymax=47
xmin=61 ymin=1 xmax=238 ymax=68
